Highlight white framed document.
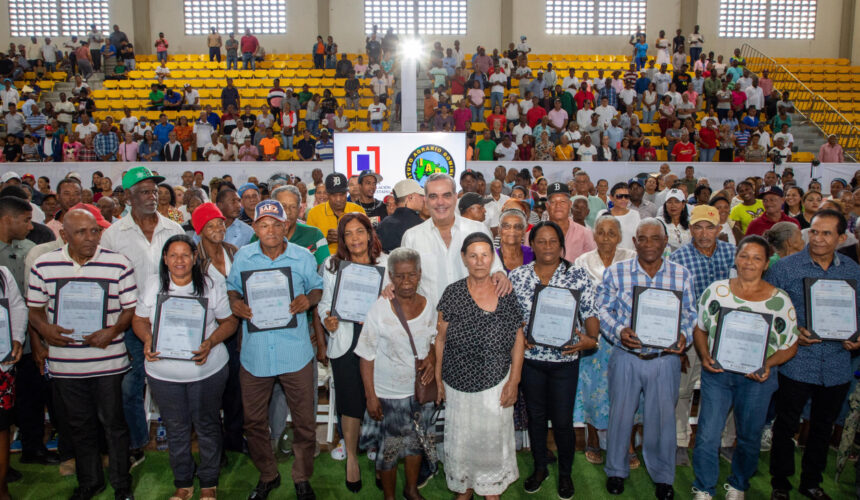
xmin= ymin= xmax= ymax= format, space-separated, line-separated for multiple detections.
xmin=526 ymin=285 xmax=581 ymax=349
xmin=0 ymin=299 xmax=12 ymax=363
xmin=240 ymin=267 xmax=297 ymax=332
xmin=710 ymin=307 xmax=772 ymax=375
xmin=152 ymin=294 xmax=208 ymax=361
xmin=630 ymin=286 xmax=682 ymax=350
xmin=54 ymin=279 xmax=109 ymax=343
xmin=331 ymin=261 xmax=385 ymax=324
xmin=804 ymin=278 xmax=859 ymax=342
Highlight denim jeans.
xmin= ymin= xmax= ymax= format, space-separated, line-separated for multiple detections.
xmin=157 ymin=51 xmax=168 ymax=63
xmin=209 ymin=47 xmax=221 ymax=62
xmin=305 ymin=119 xmax=319 ymax=136
xmin=148 ymin=365 xmax=228 ymax=488
xmin=470 ymin=104 xmax=484 ymax=122
xmin=242 ymin=52 xmax=255 ymax=70
xmin=122 ymin=331 xmax=150 ymax=450
xmin=124 ymin=59 xmax=135 ymax=70
xmin=281 ymin=133 xmax=294 ymax=151
xmin=642 ymin=109 xmax=655 ymax=124
xmin=370 ymin=121 xmax=383 ymax=132
xmin=489 ymin=92 xmax=504 ymax=111
xmin=692 ymin=368 xmax=778 ymax=495
xmin=700 ymin=148 xmax=716 ymax=162
xmin=690 ymin=48 xmax=702 ymax=65
xmin=226 ymin=54 xmax=238 ymax=70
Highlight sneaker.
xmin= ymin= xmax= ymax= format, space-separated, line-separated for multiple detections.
xmin=761 ymin=425 xmax=773 ymax=451
xmin=724 ymin=483 xmax=745 ymax=500
xmin=675 ymin=446 xmax=690 ymax=467
xmin=557 ymin=475 xmax=574 ymax=500
xmin=719 ymin=446 xmax=735 ymax=463
xmin=416 ymin=463 xmax=434 ymax=489
xmin=129 ymin=449 xmax=145 ymax=470
xmin=691 ymin=487 xmax=713 ymax=500
xmin=330 ymin=439 xmax=345 ymax=461
xmin=523 ymin=468 xmax=548 ymax=494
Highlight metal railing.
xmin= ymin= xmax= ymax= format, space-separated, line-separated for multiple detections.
xmin=740 ymin=43 xmax=859 ymax=162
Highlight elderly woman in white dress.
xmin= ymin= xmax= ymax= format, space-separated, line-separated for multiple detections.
xmin=574 ymin=214 xmax=637 ymax=465
xmin=436 ymin=232 xmax=525 ymax=500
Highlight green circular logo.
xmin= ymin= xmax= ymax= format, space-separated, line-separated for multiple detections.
xmin=405 ymin=145 xmax=456 ymax=187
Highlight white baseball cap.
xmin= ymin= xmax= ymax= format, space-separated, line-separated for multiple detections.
xmin=0 ymin=172 xmax=21 ymax=183
xmin=665 ymin=189 xmax=686 ymax=202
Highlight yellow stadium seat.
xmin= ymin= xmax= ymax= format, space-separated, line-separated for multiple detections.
xmin=204 ymin=62 xmax=220 ymax=70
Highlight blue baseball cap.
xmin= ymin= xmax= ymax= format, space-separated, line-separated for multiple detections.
xmin=253 ymin=200 xmax=286 ymax=223
xmin=237 ymin=182 xmax=260 ymax=198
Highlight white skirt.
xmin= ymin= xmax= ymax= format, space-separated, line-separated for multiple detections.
xmin=443 ymin=371 xmax=518 ymax=495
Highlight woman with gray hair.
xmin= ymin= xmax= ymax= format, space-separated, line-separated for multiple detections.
xmin=574 ymin=214 xmax=637 ymax=466
xmin=764 ymin=221 xmax=804 ymax=266
xmin=354 ymin=247 xmax=437 ymax=500
xmin=496 ymin=208 xmax=534 ymax=272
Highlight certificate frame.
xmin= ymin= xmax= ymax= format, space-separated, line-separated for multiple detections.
xmin=151 ymin=294 xmax=208 ymax=361
xmin=526 ymin=285 xmax=581 ymax=349
xmin=710 ymin=307 xmax=772 ymax=376
xmin=630 ymin=285 xmax=683 ymax=350
xmin=53 ymin=278 xmax=109 ymax=341
xmin=0 ymin=299 xmax=13 ymax=363
xmin=330 ymin=260 xmax=385 ymax=323
xmin=803 ymin=278 xmax=859 ymax=342
xmin=240 ymin=267 xmax=297 ymax=332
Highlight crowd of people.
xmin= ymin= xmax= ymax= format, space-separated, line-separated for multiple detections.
xmin=0 ymin=154 xmax=855 ymax=500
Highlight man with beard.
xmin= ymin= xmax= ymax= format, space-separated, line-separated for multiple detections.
xmin=353 ymin=170 xmax=387 ymax=227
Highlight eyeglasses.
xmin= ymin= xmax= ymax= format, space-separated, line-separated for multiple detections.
xmin=500 ymin=223 xmax=525 ymax=231
xmin=614 ymin=193 xmax=630 ymax=199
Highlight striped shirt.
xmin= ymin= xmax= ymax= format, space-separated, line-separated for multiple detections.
xmin=597 ymin=256 xmax=697 ymax=356
xmin=27 ymin=245 xmax=137 ymax=378
xmin=315 ymin=139 xmax=333 ymax=160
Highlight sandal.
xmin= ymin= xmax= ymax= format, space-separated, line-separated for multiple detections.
xmin=169 ymin=487 xmax=194 ymax=500
xmin=629 ymin=452 xmax=641 ymax=470
xmin=584 ymin=447 xmax=603 ymax=465
xmin=200 ymin=487 xmax=217 ymax=500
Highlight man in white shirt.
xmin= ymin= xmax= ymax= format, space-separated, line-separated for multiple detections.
xmin=516 ymin=36 xmax=531 ymax=57
xmin=563 ymin=68 xmax=580 ymax=95
xmin=654 ymin=65 xmax=672 ymax=97
xmin=619 ymin=82 xmax=638 ymax=112
xmin=192 ymin=112 xmax=215 ymax=159
xmin=505 ymin=94 xmax=521 ymax=123
xmin=230 ymin=119 xmax=251 ymax=144
xmin=484 ymin=180 xmax=510 ymax=229
xmin=0 ymin=79 xmax=18 ymax=112
xmin=203 ymin=134 xmax=226 ymax=162
xmin=488 ymin=66 xmax=507 ymax=111
xmin=512 ymin=118 xmax=532 ymax=145
xmin=543 ymin=63 xmax=558 ymax=90
xmin=769 ymin=136 xmax=792 ymax=163
xmin=744 ymin=77 xmax=765 ymax=111
xmin=735 ymin=69 xmax=752 ymax=93
xmin=773 ymin=125 xmax=794 ymax=150
xmin=576 ymin=100 xmax=595 ymax=130
xmin=119 ymin=107 xmax=138 ymax=134
xmin=54 ymin=92 xmax=75 ymax=128
xmin=494 ymin=134 xmax=517 ymax=161
xmin=594 ymin=97 xmax=617 ymax=129
xmin=400 ymin=173 xmax=510 ymax=304
xmin=41 ymin=38 xmax=58 ymax=72
xmin=182 ymin=84 xmax=201 ymax=110
xmin=367 ymin=95 xmax=388 ymax=132
xmin=74 ymin=115 xmax=98 ymax=140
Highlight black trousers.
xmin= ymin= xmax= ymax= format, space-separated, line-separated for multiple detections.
xmin=90 ymin=49 xmax=101 ymax=71
xmin=221 ymin=334 xmax=244 ymax=452
xmin=54 ymin=374 xmax=131 ymax=491
xmin=770 ymin=374 xmax=849 ymax=491
xmin=521 ymin=358 xmax=580 ymax=476
xmin=14 ymin=353 xmax=52 ymax=455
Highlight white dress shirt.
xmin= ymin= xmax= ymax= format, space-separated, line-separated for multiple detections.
xmin=100 ymin=212 xmax=185 ymax=285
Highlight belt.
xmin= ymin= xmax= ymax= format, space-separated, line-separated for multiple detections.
xmin=627 ymin=350 xmax=675 ymax=361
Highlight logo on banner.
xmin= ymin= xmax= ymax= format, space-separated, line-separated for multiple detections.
xmin=345 ymin=146 xmax=381 ymax=178
xmin=404 ymin=144 xmax=456 ymax=187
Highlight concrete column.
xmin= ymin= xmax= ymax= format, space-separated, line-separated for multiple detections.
xmin=501 ymin=0 xmax=513 ymax=51
xmin=132 ymin=0 xmax=152 ymax=54
xmin=318 ymin=0 xmax=330 ymax=38
xmin=401 ymin=56 xmax=417 ymax=132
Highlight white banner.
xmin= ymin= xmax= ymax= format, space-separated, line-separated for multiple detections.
xmin=333 ymin=132 xmax=467 ymax=196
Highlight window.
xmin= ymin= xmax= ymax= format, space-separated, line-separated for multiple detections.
xmin=184 ymin=0 xmax=287 ymax=36
xmin=9 ymin=0 xmax=108 ymax=37
xmin=545 ymin=0 xmax=646 ymax=36
xmin=364 ymin=0 xmax=467 ymax=35
xmin=719 ymin=0 xmax=816 ymax=39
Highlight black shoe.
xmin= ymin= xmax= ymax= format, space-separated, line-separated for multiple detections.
xmin=6 ymin=467 xmax=21 ymax=483
xmin=799 ymin=487 xmax=831 ymax=500
xmin=295 ymin=480 xmax=316 ymax=500
xmin=416 ymin=464 xmax=434 ymax=489
xmin=248 ymin=474 xmax=281 ymax=500
xmin=375 ymin=475 xmax=382 ymax=490
xmin=771 ymin=489 xmax=790 ymax=500
xmin=606 ymin=476 xmax=624 ymax=495
xmin=524 ymin=468 xmax=548 ymax=494
xmin=114 ymin=489 xmax=134 ymax=500
xmin=21 ymin=448 xmax=61 ymax=465
xmin=655 ymin=483 xmax=674 ymax=499
xmin=69 ymin=484 xmax=106 ymax=500
xmin=558 ymin=475 xmax=574 ymax=500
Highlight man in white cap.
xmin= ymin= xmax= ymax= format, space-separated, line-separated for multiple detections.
xmin=377 ymin=179 xmax=425 ymax=253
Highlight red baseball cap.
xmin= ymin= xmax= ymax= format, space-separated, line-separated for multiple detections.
xmin=191 ymin=202 xmax=225 ymax=235
xmin=69 ymin=203 xmax=111 ymax=229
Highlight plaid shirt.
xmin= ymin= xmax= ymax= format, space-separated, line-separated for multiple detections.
xmin=94 ymin=132 xmax=118 ymax=159
xmin=597 ymin=257 xmax=697 ymax=355
xmin=668 ymin=240 xmax=736 ymax=299
xmin=77 ymin=145 xmax=96 ymax=162
xmin=598 ymin=86 xmax=618 ymax=108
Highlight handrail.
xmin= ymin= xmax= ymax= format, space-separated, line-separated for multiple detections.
xmin=740 ymin=43 xmax=858 ymax=162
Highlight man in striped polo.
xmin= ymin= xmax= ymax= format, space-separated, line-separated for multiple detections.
xmin=28 ymin=208 xmax=137 ymax=500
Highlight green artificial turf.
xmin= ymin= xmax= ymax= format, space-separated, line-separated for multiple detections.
xmin=8 ymin=446 xmax=858 ymax=499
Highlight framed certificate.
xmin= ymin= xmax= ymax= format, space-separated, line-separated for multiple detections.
xmin=152 ymin=294 xmax=208 ymax=361
xmin=0 ymin=299 xmax=13 ymax=363
xmin=526 ymin=285 xmax=581 ymax=349
xmin=710 ymin=307 xmax=772 ymax=375
xmin=804 ymin=278 xmax=859 ymax=342
xmin=631 ymin=286 xmax=682 ymax=350
xmin=331 ymin=261 xmax=385 ymax=324
xmin=54 ymin=279 xmax=109 ymax=343
xmin=240 ymin=267 xmax=297 ymax=332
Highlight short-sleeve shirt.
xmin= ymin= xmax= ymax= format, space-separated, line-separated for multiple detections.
xmin=437 ymin=278 xmax=523 ymax=393
xmin=510 ymin=261 xmax=599 ymax=363
xmin=305 ymin=202 xmax=366 ymax=254
xmin=697 ymin=279 xmax=798 ymax=359
xmin=729 ymin=200 xmax=764 ymax=234
xmin=259 ymin=137 xmax=280 ymax=155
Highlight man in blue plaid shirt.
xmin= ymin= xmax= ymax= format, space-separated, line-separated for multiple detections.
xmin=94 ymin=122 xmax=119 ymax=161
xmin=598 ymin=217 xmax=697 ymax=500
xmin=668 ymin=205 xmax=736 ymax=467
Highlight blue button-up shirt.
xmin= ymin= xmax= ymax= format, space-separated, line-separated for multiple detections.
xmin=669 ymin=240 xmax=735 ymax=299
xmin=153 ymin=122 xmax=174 ymax=145
xmin=598 ymin=257 xmax=697 ymax=355
xmin=226 ymin=219 xmax=254 ymax=248
xmin=226 ymin=240 xmax=324 ymax=377
xmin=765 ymin=246 xmax=860 ymax=386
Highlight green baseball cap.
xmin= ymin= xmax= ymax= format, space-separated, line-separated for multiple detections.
xmin=122 ymin=166 xmax=165 ymax=190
